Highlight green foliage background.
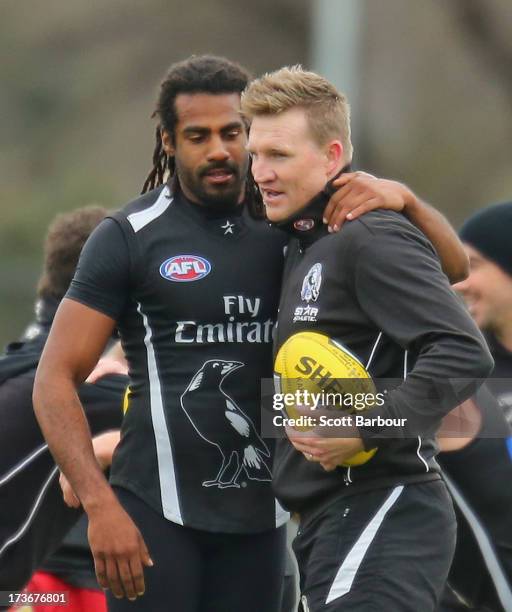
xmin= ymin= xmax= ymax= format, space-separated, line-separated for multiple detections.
xmin=1 ymin=0 xmax=511 ymax=347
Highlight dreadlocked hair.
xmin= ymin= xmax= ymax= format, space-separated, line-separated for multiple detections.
xmin=142 ymin=55 xmax=251 ymax=195
xmin=244 ymin=168 xmax=265 ymax=219
xmin=141 ymin=124 xmax=169 ymax=194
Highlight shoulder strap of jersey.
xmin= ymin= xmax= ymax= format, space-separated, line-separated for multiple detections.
xmin=107 ymin=184 xmax=173 ymax=288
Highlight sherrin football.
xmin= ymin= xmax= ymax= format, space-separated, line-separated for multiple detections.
xmin=274 ymin=331 xmax=377 ymax=467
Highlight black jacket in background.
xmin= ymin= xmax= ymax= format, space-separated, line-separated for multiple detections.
xmin=0 ymin=298 xmax=126 ymax=592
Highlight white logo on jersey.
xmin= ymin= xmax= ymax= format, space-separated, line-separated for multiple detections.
xmin=294 ymin=263 xmax=322 ymax=322
xmin=159 ymin=255 xmax=211 ymax=282
xmin=301 ymin=263 xmax=322 ymax=303
xmin=221 ymin=220 xmax=235 ymax=235
xmin=175 ymin=295 xmax=274 ymax=344
xmin=180 ymin=359 xmax=272 ymax=489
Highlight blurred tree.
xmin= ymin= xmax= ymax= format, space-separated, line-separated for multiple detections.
xmin=450 ymin=0 xmax=512 ymax=101
xmin=1 ymin=0 xmax=511 ymax=347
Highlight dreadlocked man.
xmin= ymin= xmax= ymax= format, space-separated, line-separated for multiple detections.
xmin=142 ymin=55 xmax=263 ymax=219
xmin=33 ymin=55 xmax=470 ymax=612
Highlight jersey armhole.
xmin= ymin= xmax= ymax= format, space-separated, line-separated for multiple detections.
xmin=107 ymin=212 xmax=145 ymax=292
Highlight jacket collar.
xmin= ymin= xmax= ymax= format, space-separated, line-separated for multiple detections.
xmin=274 ymin=165 xmax=350 ymax=248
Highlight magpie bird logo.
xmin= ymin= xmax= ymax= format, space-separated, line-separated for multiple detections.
xmin=301 ymin=263 xmax=322 ymax=303
xmin=180 ymin=360 xmax=272 ymax=488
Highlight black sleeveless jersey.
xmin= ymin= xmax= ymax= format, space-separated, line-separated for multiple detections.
xmin=67 ymin=185 xmax=290 ymax=533
xmin=272 ymin=204 xmax=493 ymax=516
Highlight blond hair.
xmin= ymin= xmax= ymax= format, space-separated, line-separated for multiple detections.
xmin=241 ymin=65 xmax=353 ymax=162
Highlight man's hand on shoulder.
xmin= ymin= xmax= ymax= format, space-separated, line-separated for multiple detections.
xmin=323 ymin=171 xmax=413 ymax=232
xmin=324 ymin=171 xmax=469 ymax=282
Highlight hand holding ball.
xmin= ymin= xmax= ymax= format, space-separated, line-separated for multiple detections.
xmin=274 ymin=331 xmax=377 ymax=467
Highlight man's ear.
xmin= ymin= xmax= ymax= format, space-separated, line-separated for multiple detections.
xmin=325 ymin=141 xmax=344 ymax=175
xmin=162 ymin=130 xmax=175 ymax=156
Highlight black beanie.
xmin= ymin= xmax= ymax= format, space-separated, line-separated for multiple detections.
xmin=459 ymin=201 xmax=512 ymax=277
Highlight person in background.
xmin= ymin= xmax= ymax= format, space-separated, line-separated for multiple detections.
xmin=438 ymin=201 xmax=512 ymax=612
xmin=456 ymin=201 xmax=512 ymax=423
xmin=0 ymin=206 xmax=126 ymax=612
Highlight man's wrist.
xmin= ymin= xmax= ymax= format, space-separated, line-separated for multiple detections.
xmin=400 ymin=184 xmax=420 ymax=215
xmin=81 ymin=481 xmax=117 ymax=516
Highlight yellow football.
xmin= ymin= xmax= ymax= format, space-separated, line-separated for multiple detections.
xmin=274 ymin=331 xmax=377 ymax=467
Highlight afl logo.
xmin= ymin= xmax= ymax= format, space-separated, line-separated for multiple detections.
xmin=160 ymin=255 xmax=212 ymax=283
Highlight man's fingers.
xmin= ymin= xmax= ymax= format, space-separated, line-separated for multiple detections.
xmin=323 ymin=183 xmax=356 ymax=224
xmin=289 ymin=439 xmax=328 ymax=457
xmin=344 ymin=200 xmax=379 ymax=221
xmin=332 ymin=171 xmax=376 ymax=187
xmin=350 ymin=170 xmax=376 ymax=180
xmin=129 ymin=533 xmax=153 ymax=596
xmin=87 ymin=502 xmax=150 ymax=600
xmin=327 ymin=192 xmax=370 ymax=231
xmin=94 ymin=555 xmax=109 ymax=591
xmin=288 ymin=439 xmax=310 ymax=453
xmin=326 ymin=172 xmax=388 ymax=229
xmin=93 ymin=544 xmax=150 ymax=600
xmin=105 ymin=556 xmax=124 ymax=599
xmin=328 ymin=186 xmax=382 ymax=227
xmin=286 ymin=432 xmax=320 ymax=446
xmin=114 ymin=531 xmax=152 ymax=599
xmin=130 ymin=554 xmax=146 ymax=597
xmin=284 ymin=423 xmax=317 ymax=440
xmin=287 ymin=431 xmax=327 ymax=446
xmin=289 ymin=439 xmax=317 ymax=455
xmin=139 ymin=535 xmax=154 ymax=568
xmin=331 ymin=172 xmax=359 ymax=187
xmin=325 ymin=185 xmax=371 ymax=229
xmin=117 ymin=559 xmax=138 ymax=601
xmin=339 ymin=198 xmax=382 ymax=226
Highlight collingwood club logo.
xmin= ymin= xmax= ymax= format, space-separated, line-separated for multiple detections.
xmin=301 ymin=263 xmax=322 ymax=302
xmin=180 ymin=360 xmax=272 ymax=488
xmin=294 ymin=263 xmax=322 ymax=322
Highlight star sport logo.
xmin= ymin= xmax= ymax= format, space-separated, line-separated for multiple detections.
xmin=294 ymin=263 xmax=322 ymax=322
xmin=160 ymin=255 xmax=212 ymax=283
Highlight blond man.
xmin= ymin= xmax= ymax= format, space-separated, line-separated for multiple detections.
xmin=243 ymin=67 xmax=493 ymax=611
